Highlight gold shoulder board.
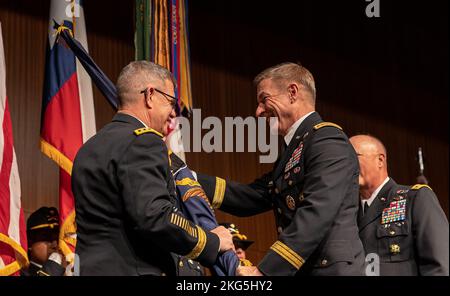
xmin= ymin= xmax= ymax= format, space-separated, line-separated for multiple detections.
xmin=134 ymin=127 xmax=163 ymax=138
xmin=313 ymin=122 xmax=343 ymax=131
xmin=411 ymin=184 xmax=432 ymax=191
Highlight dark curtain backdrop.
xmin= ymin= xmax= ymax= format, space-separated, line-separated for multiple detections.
xmin=1 ymin=0 xmax=447 ymax=265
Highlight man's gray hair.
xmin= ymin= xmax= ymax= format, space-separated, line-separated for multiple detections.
xmin=254 ymin=62 xmax=316 ymax=102
xmin=116 ymin=61 xmax=176 ymax=107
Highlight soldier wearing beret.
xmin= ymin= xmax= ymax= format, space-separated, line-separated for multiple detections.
xmin=72 ymin=61 xmax=233 ymax=276
xmin=198 ymin=62 xmax=365 ymax=276
xmin=21 ymin=207 xmax=66 ymax=276
xmin=350 ymin=134 xmax=449 ymax=276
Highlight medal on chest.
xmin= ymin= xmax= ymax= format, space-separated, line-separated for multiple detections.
xmin=285 ymin=142 xmax=304 ymax=172
xmin=381 ymin=198 xmax=406 ymax=224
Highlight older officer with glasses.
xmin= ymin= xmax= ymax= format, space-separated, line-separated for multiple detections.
xmin=72 ymin=61 xmax=234 ymax=276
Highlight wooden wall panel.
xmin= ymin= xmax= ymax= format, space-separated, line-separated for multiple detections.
xmin=1 ymin=0 xmax=447 ymax=267
xmin=0 ymin=0 xmax=135 ymax=219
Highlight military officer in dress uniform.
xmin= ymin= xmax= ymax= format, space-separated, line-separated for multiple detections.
xmin=72 ymin=61 xmax=233 ymax=276
xmin=198 ymin=62 xmax=365 ymax=276
xmin=21 ymin=207 xmax=66 ymax=276
xmin=350 ymin=134 xmax=449 ymax=276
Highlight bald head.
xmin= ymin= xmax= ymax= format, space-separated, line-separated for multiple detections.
xmin=350 ymin=134 xmax=389 ymax=199
xmin=350 ymin=135 xmax=387 ymax=159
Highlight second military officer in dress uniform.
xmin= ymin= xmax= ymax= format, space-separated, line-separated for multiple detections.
xmin=198 ymin=62 xmax=365 ymax=276
xmin=72 ymin=61 xmax=234 ymax=276
xmin=350 ymin=134 xmax=449 ymax=276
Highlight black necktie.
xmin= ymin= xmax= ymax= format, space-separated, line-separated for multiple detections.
xmin=363 ymin=201 xmax=370 ymax=216
xmin=281 ymin=142 xmax=288 ymax=153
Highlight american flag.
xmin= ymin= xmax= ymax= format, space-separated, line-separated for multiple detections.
xmin=0 ymin=22 xmax=28 ymax=276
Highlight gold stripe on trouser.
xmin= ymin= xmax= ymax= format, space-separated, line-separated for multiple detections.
xmin=270 ymin=241 xmax=305 ymax=270
xmin=212 ymin=177 xmax=226 ymax=209
xmin=185 ymin=226 xmax=207 ymax=260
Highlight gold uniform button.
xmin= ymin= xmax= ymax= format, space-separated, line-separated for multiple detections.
xmin=389 ymin=230 xmax=396 ymax=236
xmin=288 ymin=180 xmax=293 ymax=186
xmin=188 ymin=259 xmax=194 ymax=264
xmin=179 ymin=261 xmax=184 ymax=267
xmin=274 ymin=188 xmax=279 ymax=194
xmin=277 ymin=227 xmax=283 ymax=233
xmin=321 ymin=259 xmax=328 ymax=266
xmin=389 ymin=244 xmax=401 ymax=255
xmin=161 ymin=272 xmax=166 ymax=276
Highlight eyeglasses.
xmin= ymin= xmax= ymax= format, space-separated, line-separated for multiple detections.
xmin=140 ymin=87 xmax=178 ymax=108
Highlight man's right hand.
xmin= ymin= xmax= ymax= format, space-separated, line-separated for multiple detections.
xmin=211 ymin=225 xmax=235 ymax=253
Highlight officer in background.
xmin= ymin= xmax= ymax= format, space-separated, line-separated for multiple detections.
xmin=21 ymin=207 xmax=66 ymax=276
xmin=198 ymin=62 xmax=365 ymax=276
xmin=220 ymin=223 xmax=254 ymax=267
xmin=350 ymin=134 xmax=449 ymax=276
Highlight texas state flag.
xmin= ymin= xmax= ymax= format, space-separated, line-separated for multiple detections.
xmin=40 ymin=0 xmax=96 ymax=262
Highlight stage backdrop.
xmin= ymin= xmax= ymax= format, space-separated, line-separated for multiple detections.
xmin=1 ymin=0 xmax=448 ymax=265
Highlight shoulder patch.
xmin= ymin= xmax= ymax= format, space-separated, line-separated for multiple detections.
xmin=411 ymin=184 xmax=432 ymax=191
xmin=134 ymin=127 xmax=163 ymax=138
xmin=313 ymin=122 xmax=343 ymax=131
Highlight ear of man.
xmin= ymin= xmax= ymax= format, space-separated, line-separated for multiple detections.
xmin=378 ymin=153 xmax=386 ymax=168
xmin=287 ymin=83 xmax=299 ymax=103
xmin=143 ymin=88 xmax=154 ymax=109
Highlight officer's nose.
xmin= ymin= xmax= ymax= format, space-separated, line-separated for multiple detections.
xmin=255 ymin=104 xmax=265 ymax=117
xmin=169 ymin=108 xmax=176 ymax=119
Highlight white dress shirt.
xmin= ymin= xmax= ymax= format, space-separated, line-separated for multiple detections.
xmin=284 ymin=111 xmax=316 ymax=146
xmin=361 ymin=177 xmax=390 ymax=208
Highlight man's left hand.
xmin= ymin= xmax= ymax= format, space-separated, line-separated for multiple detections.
xmin=236 ymin=266 xmax=263 ymax=276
